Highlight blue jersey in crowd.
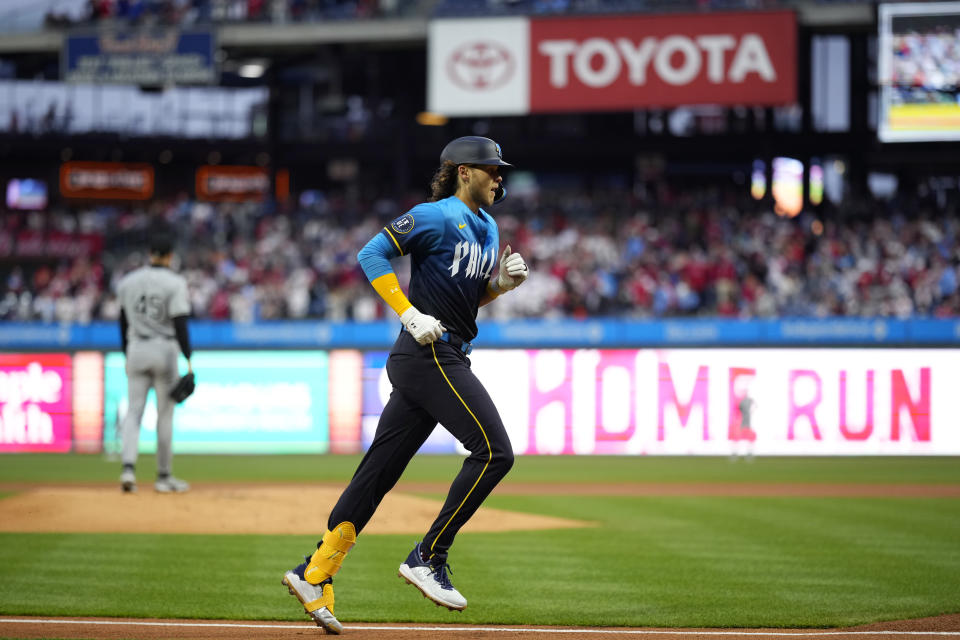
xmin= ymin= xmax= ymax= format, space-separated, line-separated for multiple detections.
xmin=358 ymin=196 xmax=500 ymax=341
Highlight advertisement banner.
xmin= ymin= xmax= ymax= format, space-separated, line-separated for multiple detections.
xmin=429 ymin=12 xmax=796 ymax=115
xmin=195 ymin=165 xmax=270 ymax=202
xmin=530 ymin=11 xmax=796 ymax=112
xmin=0 ymin=354 xmax=73 ymax=453
xmin=72 ymin=352 xmax=104 ymax=454
xmin=3 ymin=318 xmax=958 ymax=351
xmin=362 ymin=351 xmax=466 ymax=454
xmin=328 ymin=350 xmax=363 ymax=454
xmin=63 ymin=29 xmax=217 ymax=86
xmin=60 ymin=162 xmax=154 ymax=200
xmin=103 ymin=351 xmax=329 ymax=454
xmin=429 ymin=17 xmax=530 ymax=116
xmin=363 ymin=348 xmax=959 ymax=456
xmin=0 ymin=231 xmax=104 ymax=260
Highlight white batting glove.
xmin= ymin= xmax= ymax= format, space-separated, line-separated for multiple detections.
xmin=496 ymin=245 xmax=529 ymax=292
xmin=400 ymin=306 xmax=444 ymax=345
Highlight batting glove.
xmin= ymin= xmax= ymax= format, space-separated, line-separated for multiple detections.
xmin=496 ymin=245 xmax=529 ymax=292
xmin=400 ymin=306 xmax=445 ymax=345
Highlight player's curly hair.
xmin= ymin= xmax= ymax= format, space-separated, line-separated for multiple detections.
xmin=429 ymin=161 xmax=460 ymax=202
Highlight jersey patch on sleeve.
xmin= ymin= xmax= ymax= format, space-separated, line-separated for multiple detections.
xmin=391 ymin=214 xmax=415 ymax=234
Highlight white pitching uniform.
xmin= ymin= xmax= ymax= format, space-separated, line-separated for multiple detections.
xmin=117 ymin=266 xmax=191 ymax=477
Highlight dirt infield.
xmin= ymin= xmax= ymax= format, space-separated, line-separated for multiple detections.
xmin=0 ymin=484 xmax=589 ymax=535
xmin=1 ymin=614 xmax=958 ymax=640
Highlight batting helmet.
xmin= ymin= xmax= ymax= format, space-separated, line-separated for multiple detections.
xmin=440 ymin=136 xmax=513 ymax=167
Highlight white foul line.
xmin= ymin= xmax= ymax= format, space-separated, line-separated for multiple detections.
xmin=0 ymin=619 xmax=958 ymax=636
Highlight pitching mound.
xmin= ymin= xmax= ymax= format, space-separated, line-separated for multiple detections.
xmin=0 ymin=485 xmax=590 ymax=535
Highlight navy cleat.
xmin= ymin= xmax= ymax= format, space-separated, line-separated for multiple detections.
xmin=397 ymin=542 xmax=467 ymax=611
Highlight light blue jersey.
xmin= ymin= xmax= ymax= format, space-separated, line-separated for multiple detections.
xmin=358 ymin=196 xmax=500 ymax=341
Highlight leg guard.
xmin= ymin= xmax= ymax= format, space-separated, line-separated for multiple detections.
xmin=304 ymin=521 xmax=356 ymax=585
xmin=305 ymin=579 xmax=335 ymax=615
xmin=282 ymin=570 xmax=342 ymax=633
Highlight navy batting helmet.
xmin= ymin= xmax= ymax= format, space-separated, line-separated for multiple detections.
xmin=440 ymin=136 xmax=512 ymax=167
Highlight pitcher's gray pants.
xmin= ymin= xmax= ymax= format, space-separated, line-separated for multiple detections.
xmin=121 ymin=338 xmax=180 ymax=475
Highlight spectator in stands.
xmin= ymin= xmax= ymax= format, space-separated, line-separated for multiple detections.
xmin=1 ymin=183 xmax=958 ymax=323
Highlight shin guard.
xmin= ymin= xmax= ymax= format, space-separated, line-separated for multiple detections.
xmin=304 ymin=521 xmax=356 ymax=585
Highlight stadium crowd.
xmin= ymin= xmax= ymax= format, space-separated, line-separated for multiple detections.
xmin=40 ymin=0 xmax=416 ymax=28
xmin=1 ymin=182 xmax=958 ymax=324
xmin=891 ymin=26 xmax=960 ymax=105
xmin=36 ymin=0 xmax=869 ymax=29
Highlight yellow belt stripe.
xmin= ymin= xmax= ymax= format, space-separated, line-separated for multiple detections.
xmin=384 ymin=227 xmax=404 ymax=256
xmin=428 ymin=342 xmax=491 ymax=555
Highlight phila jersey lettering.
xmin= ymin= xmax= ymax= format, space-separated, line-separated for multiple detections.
xmin=378 ymin=196 xmax=499 ymax=341
xmin=117 ymin=266 xmax=191 ymax=342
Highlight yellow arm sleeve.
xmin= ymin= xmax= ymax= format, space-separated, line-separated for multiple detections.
xmin=371 ymin=273 xmax=412 ymax=317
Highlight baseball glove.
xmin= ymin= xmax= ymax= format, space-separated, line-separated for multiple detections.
xmin=170 ymin=372 xmax=196 ymax=403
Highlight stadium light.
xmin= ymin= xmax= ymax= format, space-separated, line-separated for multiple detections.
xmin=416 ymin=111 xmax=448 ymax=126
xmin=239 ymin=63 xmax=267 ymax=78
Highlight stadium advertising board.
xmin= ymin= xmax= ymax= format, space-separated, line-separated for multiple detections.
xmin=0 ymin=230 xmax=103 ymax=260
xmin=3 ymin=318 xmax=958 ymax=350
xmin=196 ymin=165 xmax=270 ymax=202
xmin=0 ymin=354 xmax=73 ymax=453
xmin=429 ymin=11 xmax=796 ymax=115
xmin=72 ymin=352 xmax=104 ymax=454
xmin=878 ymin=2 xmax=960 ymax=142
xmin=60 ymin=161 xmax=154 ymax=200
xmin=365 ymin=349 xmax=957 ymax=456
xmin=362 ymin=352 xmax=462 ymax=454
xmin=63 ymin=29 xmax=217 ymax=86
xmin=6 ymin=179 xmax=47 ymax=210
xmin=328 ymin=350 xmax=363 ymax=454
xmin=103 ymin=351 xmax=330 ymax=454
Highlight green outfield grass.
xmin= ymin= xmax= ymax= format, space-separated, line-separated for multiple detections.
xmin=3 ymin=453 xmax=960 ymax=485
xmin=0 ymin=454 xmax=959 ymax=628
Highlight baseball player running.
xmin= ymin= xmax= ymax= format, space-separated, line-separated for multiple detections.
xmin=282 ymin=136 xmax=528 ymax=634
xmin=116 ymin=232 xmax=193 ymax=494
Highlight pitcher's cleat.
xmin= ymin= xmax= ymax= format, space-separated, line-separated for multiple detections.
xmin=398 ymin=542 xmax=467 ymax=611
xmin=120 ymin=468 xmax=136 ymax=493
xmin=283 ymin=557 xmax=343 ymax=634
xmin=154 ymin=475 xmax=190 ymax=493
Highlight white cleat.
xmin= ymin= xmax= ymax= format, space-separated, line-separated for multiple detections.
xmin=120 ymin=469 xmax=137 ymax=493
xmin=282 ymin=564 xmax=343 ymax=635
xmin=398 ymin=542 xmax=467 ymax=611
xmin=154 ymin=476 xmax=190 ymax=493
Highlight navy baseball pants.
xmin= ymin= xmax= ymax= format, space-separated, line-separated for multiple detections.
xmin=328 ymin=330 xmax=514 ymax=558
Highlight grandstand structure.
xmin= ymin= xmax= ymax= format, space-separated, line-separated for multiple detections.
xmin=0 ymin=0 xmax=958 ymax=460
xmin=2 ymin=1 xmax=957 ymax=188
xmin=0 ymin=0 xmax=958 ymax=324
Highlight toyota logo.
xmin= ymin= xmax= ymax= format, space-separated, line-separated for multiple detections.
xmin=447 ymin=41 xmax=515 ymax=91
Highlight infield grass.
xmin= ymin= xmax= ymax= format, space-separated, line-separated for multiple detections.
xmin=0 ymin=454 xmax=959 ymax=628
